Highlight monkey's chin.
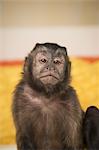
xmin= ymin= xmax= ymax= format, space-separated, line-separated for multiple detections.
xmin=40 ymin=76 xmax=59 ymax=85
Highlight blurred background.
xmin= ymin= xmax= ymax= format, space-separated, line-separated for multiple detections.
xmin=0 ymin=0 xmax=99 ymax=149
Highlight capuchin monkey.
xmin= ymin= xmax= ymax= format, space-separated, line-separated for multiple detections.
xmin=12 ymin=43 xmax=84 ymax=150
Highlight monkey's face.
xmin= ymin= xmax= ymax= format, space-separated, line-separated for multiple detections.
xmin=24 ymin=43 xmax=70 ymax=94
xmin=32 ymin=46 xmax=66 ymax=86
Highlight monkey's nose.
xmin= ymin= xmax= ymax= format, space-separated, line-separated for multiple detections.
xmin=46 ymin=66 xmax=56 ymax=71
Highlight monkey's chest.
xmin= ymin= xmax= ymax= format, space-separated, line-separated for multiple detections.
xmin=33 ymin=102 xmax=64 ymax=133
xmin=31 ymin=100 xmax=83 ymax=149
xmin=32 ymin=102 xmax=68 ymax=149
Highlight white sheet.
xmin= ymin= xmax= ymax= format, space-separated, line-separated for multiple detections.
xmin=0 ymin=145 xmax=16 ymax=150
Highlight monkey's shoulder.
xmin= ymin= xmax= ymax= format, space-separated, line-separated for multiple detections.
xmin=59 ymin=86 xmax=83 ymax=112
xmin=13 ymin=80 xmax=44 ymax=106
xmin=60 ymin=86 xmax=79 ymax=102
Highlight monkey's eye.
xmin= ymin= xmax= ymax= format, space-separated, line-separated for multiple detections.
xmin=53 ymin=58 xmax=61 ymax=65
xmin=39 ymin=58 xmax=47 ymax=63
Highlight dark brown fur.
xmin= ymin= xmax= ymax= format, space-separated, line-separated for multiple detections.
xmin=12 ymin=43 xmax=84 ymax=150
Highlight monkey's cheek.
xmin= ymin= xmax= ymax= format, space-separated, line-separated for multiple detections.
xmin=40 ymin=76 xmax=59 ymax=85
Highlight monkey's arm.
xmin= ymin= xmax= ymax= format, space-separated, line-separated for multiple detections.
xmin=83 ymin=106 xmax=99 ymax=150
xmin=13 ymin=112 xmax=36 ymax=150
xmin=12 ymin=92 xmax=36 ymax=150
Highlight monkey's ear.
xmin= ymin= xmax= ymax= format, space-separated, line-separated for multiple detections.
xmin=23 ymin=54 xmax=32 ymax=73
xmin=23 ymin=56 xmax=28 ymax=73
xmin=25 ymin=56 xmax=28 ymax=61
xmin=67 ymin=61 xmax=71 ymax=78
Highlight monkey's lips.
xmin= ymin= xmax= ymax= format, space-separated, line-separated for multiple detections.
xmin=40 ymin=74 xmax=59 ymax=80
xmin=39 ymin=71 xmax=60 ymax=85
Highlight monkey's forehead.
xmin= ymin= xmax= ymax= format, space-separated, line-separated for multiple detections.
xmin=31 ymin=43 xmax=67 ymax=55
xmin=35 ymin=43 xmax=67 ymax=51
xmin=31 ymin=48 xmax=67 ymax=58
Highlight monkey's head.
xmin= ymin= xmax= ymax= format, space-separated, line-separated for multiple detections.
xmin=23 ymin=43 xmax=71 ymax=96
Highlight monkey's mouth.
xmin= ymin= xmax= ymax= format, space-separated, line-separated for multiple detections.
xmin=40 ymin=74 xmax=59 ymax=80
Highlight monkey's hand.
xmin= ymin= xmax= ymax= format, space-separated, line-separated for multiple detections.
xmin=84 ymin=106 xmax=99 ymax=150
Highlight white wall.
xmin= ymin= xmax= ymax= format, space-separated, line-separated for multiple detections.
xmin=0 ymin=26 xmax=99 ymax=60
xmin=0 ymin=1 xmax=99 ymax=60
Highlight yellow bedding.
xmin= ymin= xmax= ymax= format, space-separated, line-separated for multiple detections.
xmin=0 ymin=58 xmax=99 ymax=144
